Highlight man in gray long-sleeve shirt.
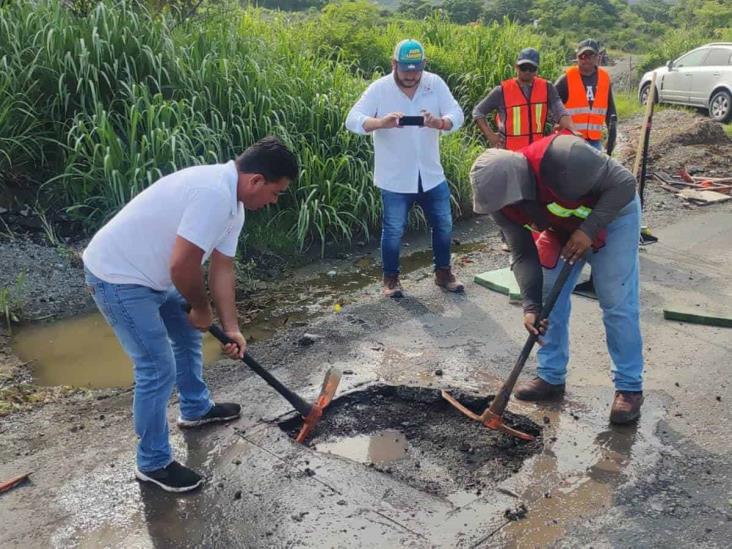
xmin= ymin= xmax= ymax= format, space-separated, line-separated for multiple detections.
xmin=470 ymin=133 xmax=645 ymax=425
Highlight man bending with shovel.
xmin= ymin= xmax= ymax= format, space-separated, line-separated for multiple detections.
xmin=83 ymin=137 xmax=298 ymax=492
xmin=470 ymin=132 xmax=645 ymax=424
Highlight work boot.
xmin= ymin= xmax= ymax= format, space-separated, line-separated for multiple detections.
xmin=135 ymin=461 xmax=203 ymax=493
xmin=177 ymin=402 xmax=241 ymax=428
xmin=609 ymin=391 xmax=644 ymax=424
xmin=383 ymin=274 xmax=404 ymax=298
xmin=435 ymin=267 xmax=464 ymax=293
xmin=514 ymin=377 xmax=565 ymax=402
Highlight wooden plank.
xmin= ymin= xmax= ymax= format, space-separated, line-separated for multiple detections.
xmin=677 ymin=189 xmax=731 ymax=204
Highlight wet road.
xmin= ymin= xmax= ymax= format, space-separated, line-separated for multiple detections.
xmin=1 ymin=210 xmax=731 ymax=548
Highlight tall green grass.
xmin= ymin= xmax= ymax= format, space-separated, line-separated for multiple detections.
xmin=0 ymin=0 xmax=565 ymax=252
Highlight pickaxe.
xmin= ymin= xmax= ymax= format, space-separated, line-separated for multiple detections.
xmin=442 ymin=261 xmax=574 ymax=441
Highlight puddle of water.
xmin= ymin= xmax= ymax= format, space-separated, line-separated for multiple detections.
xmin=495 ymin=395 xmax=665 ymax=547
xmin=12 ymin=312 xmax=222 ymax=388
xmin=9 ymin=241 xmax=487 ymax=389
xmin=315 ymin=429 xmax=409 ymax=465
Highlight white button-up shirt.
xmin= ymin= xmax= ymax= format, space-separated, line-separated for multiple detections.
xmin=345 ymin=71 xmax=464 ymax=194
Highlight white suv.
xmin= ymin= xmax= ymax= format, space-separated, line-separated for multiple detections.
xmin=638 ymin=43 xmax=732 ymax=123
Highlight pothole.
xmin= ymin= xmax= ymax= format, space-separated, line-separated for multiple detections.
xmin=279 ymin=384 xmax=542 ymax=499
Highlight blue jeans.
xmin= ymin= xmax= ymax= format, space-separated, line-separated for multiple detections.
xmin=536 ymin=196 xmax=644 ymax=392
xmin=381 ymin=180 xmax=453 ymax=275
xmin=586 ymin=139 xmax=603 ymax=151
xmin=84 ymin=269 xmax=213 ymax=472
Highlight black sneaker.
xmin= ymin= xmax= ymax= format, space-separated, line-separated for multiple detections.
xmin=177 ymin=402 xmax=241 ymax=428
xmin=135 ymin=461 xmax=203 ymax=493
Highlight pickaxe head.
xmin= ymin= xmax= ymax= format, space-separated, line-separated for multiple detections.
xmin=441 ymin=389 xmax=535 ymax=442
xmin=295 ymin=367 xmax=342 ymax=443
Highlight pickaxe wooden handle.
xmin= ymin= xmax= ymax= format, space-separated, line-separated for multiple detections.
xmin=488 ymin=260 xmax=575 ymax=418
xmin=207 ymin=324 xmax=313 ymax=417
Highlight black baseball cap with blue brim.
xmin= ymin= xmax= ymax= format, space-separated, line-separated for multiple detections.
xmin=516 ymin=48 xmax=540 ymax=67
xmin=394 ymin=39 xmax=426 ymax=71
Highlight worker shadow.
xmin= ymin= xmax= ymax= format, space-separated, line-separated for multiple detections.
xmin=138 ymin=477 xmax=203 ymax=548
xmin=587 ymin=422 xmax=640 ymax=484
xmin=396 ymin=292 xmax=514 ymax=342
xmin=392 ymin=292 xmax=519 ymax=385
xmin=137 ymin=419 xmax=250 ymax=547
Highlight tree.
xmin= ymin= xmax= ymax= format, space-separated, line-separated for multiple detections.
xmin=397 ymin=0 xmax=437 ymax=20
xmin=441 ymin=0 xmax=484 ymax=24
xmin=483 ymin=0 xmax=534 ymax=25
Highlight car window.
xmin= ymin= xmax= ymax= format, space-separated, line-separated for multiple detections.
xmin=675 ymin=49 xmax=708 ymax=68
xmin=703 ymin=48 xmax=732 ymax=67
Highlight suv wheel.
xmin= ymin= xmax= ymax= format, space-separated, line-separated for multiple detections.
xmin=639 ymin=82 xmax=657 ymax=106
xmin=709 ymin=89 xmax=732 ymax=123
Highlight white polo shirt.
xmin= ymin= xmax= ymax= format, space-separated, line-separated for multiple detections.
xmin=83 ymin=161 xmax=245 ymax=291
xmin=345 ymin=71 xmax=464 ymax=193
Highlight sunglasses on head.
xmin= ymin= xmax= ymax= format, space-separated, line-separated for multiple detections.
xmin=518 ymin=64 xmax=537 ymax=72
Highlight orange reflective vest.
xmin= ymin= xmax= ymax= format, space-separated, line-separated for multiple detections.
xmin=497 ymin=77 xmax=549 ymax=151
xmin=565 ymin=66 xmax=609 ymax=141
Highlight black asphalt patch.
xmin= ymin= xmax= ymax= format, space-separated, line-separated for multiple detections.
xmin=279 ymin=384 xmax=542 ymax=499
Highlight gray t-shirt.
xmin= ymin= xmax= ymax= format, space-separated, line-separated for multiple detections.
xmin=472 ymin=80 xmax=569 ymax=135
xmin=491 ymin=135 xmax=636 ymax=313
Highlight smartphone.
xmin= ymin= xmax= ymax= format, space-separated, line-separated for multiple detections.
xmin=398 ymin=115 xmax=424 ymax=127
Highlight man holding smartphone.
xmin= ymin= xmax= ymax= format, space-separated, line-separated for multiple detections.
xmin=345 ymin=39 xmax=465 ymax=298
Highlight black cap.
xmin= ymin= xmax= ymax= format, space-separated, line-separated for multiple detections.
xmin=576 ymin=39 xmax=600 ymax=55
xmin=516 ymin=47 xmax=540 ymax=67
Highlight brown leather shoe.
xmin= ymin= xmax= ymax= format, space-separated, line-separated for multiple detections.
xmin=514 ymin=376 xmax=565 ymax=402
xmin=435 ymin=267 xmax=464 ymax=293
xmin=610 ymin=391 xmax=643 ymax=424
xmin=383 ymin=274 xmax=404 ymax=298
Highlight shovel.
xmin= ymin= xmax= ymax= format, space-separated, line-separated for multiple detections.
xmin=442 ymin=261 xmax=574 ymax=441
xmin=184 ymin=303 xmax=341 ymax=443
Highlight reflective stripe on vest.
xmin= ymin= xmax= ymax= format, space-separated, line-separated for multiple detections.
xmin=546 ymin=202 xmax=592 ymax=219
xmin=499 ymin=77 xmax=549 ymax=151
xmin=564 ymin=66 xmax=610 ymax=141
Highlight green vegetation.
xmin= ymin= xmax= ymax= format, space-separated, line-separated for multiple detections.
xmin=394 ymin=0 xmax=732 ymax=62
xmin=0 ymin=0 xmax=564 ymax=253
xmin=0 ymin=275 xmax=26 ymax=332
xmin=0 ymin=0 xmax=730 ymax=254
xmin=613 ymin=91 xmax=644 ymax=121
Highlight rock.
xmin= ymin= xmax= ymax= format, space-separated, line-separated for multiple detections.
xmin=298 ymin=333 xmax=323 ymax=346
xmin=337 ymin=499 xmax=347 ymax=506
xmin=542 ymin=416 xmax=551 ymax=424
xmin=233 ymin=459 xmax=241 ymax=466
xmin=326 ymin=270 xmax=337 ymax=277
xmin=504 ymin=503 xmax=528 ymax=521
xmin=233 ymin=490 xmax=242 ymax=500
xmin=343 ymin=369 xmax=355 ymax=375
xmin=434 ymin=369 xmax=443 ymax=376
xmin=304 ymin=467 xmax=316 ymax=477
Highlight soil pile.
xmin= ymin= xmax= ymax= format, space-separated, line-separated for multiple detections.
xmin=618 ymin=110 xmax=732 ymax=176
